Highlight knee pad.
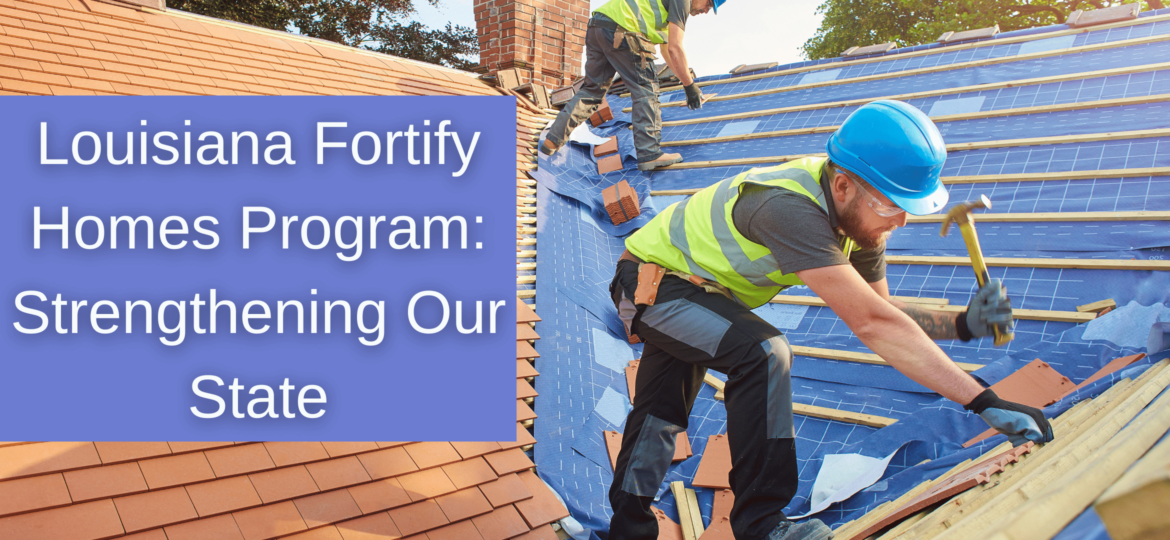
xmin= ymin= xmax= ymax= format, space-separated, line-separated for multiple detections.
xmin=620 ymin=414 xmax=684 ymax=497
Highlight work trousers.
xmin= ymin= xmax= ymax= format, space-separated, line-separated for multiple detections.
xmin=608 ymin=260 xmax=799 ymax=540
xmin=544 ymin=20 xmax=664 ymax=163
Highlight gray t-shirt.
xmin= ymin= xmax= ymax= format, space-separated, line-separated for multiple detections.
xmin=731 ymin=184 xmax=887 ymax=283
xmin=664 ymin=0 xmax=690 ymax=30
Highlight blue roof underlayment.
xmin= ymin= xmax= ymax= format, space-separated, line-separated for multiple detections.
xmin=526 ymin=8 xmax=1170 ymax=539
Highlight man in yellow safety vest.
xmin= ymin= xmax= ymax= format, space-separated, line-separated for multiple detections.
xmin=607 ymin=101 xmax=1054 ymax=540
xmin=540 ymin=0 xmax=721 ymax=171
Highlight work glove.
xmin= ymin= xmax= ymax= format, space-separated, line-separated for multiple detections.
xmin=962 ymin=279 xmax=1013 ymax=339
xmin=684 ymin=83 xmax=703 ymax=110
xmin=965 ymin=389 xmax=1054 ymax=446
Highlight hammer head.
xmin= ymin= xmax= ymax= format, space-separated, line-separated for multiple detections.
xmin=940 ymin=195 xmax=992 ymax=237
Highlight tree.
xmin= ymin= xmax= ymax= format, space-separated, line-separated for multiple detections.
xmin=802 ymin=0 xmax=1166 ymax=60
xmin=168 ymin=0 xmax=479 ymax=70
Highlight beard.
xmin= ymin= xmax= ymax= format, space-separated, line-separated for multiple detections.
xmin=838 ymin=195 xmax=893 ymax=251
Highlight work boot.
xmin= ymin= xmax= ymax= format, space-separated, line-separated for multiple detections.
xmin=768 ymin=518 xmax=833 ymax=540
xmin=539 ymin=138 xmax=561 ymax=156
xmin=637 ymin=152 xmax=683 ymax=171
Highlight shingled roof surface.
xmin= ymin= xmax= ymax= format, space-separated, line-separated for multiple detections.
xmin=0 ymin=0 xmax=565 ymax=538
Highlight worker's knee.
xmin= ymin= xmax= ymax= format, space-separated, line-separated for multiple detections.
xmin=759 ymin=335 xmax=794 ymax=439
xmin=620 ymin=414 xmax=684 ymax=497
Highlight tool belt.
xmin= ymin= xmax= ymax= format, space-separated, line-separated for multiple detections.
xmin=619 ymin=250 xmax=737 ymax=306
xmin=589 ymin=17 xmax=657 ymax=67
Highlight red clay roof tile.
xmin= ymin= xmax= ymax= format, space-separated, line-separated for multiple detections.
xmin=168 ymin=442 xmax=235 ymax=454
xmin=434 ymin=487 xmax=494 ymax=522
xmin=232 ymin=500 xmax=308 ymax=540
xmin=138 ymin=452 xmax=216 ymax=489
xmin=517 ymin=379 xmax=539 ymax=399
xmin=321 ymin=442 xmax=380 ymax=458
xmin=93 ymin=442 xmax=172 ymax=464
xmin=205 ymin=443 xmax=277 ymax=478
xmin=502 ymin=424 xmax=537 ymax=450
xmin=398 ymin=468 xmax=458 ymax=502
xmin=450 ymin=442 xmax=502 ymax=461
xmin=0 ymin=499 xmax=125 ymax=540
xmin=403 ymin=442 xmax=463 ymax=471
xmin=478 ymin=474 xmax=534 ymax=508
xmin=516 ymin=301 xmax=540 ymax=324
xmin=484 ymin=448 xmax=535 ymax=476
xmin=517 ymin=359 xmax=539 ymax=379
xmin=0 ymin=441 xmax=101 ymax=480
xmin=186 ymin=475 xmax=264 ymax=516
xmin=0 ymin=473 xmax=71 ymax=517
xmin=692 ymin=435 xmax=732 ymax=489
xmin=387 ymin=499 xmax=449 ymax=536
xmin=357 ymin=446 xmax=419 ymax=480
xmin=249 ymin=465 xmax=321 ymax=504
xmin=427 ymin=520 xmax=485 ymax=540
xmin=306 ymin=456 xmax=373 ymax=492
xmin=471 ymin=505 xmax=529 ymax=540
xmin=441 ymin=457 xmax=498 ymax=490
xmin=513 ymin=471 xmax=570 ymax=528
xmin=64 ymin=462 xmax=148 ymax=502
xmin=516 ymin=323 xmax=539 ymax=341
xmin=164 ymin=514 xmax=246 ymax=540
xmin=122 ymin=529 xmax=170 ymax=540
xmin=293 ymin=489 xmax=363 ymax=529
xmin=284 ymin=525 xmax=345 ymax=540
xmin=334 ymin=512 xmax=402 ymax=540
xmin=511 ymin=524 xmax=560 ymax=540
xmin=516 ymin=400 xmax=537 ymax=422
xmin=114 ymin=486 xmax=200 ymax=533
xmin=517 ymin=341 xmax=540 ymax=360
xmin=347 ymin=477 xmax=413 ymax=514
xmin=262 ymin=442 xmax=331 ymax=468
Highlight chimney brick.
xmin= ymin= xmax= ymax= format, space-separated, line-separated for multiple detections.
xmin=475 ymin=0 xmax=590 ymax=87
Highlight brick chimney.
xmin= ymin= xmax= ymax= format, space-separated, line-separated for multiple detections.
xmin=474 ymin=0 xmax=590 ymax=87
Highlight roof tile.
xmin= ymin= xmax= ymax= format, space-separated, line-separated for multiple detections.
xmin=516 ymin=400 xmax=537 ymax=422
xmin=64 ymin=462 xmax=149 ymax=502
xmin=205 ymin=443 xmax=276 ymax=477
xmin=305 ymin=456 xmax=373 ymax=492
xmin=513 ymin=471 xmax=569 ymax=528
xmin=0 ymin=441 xmax=101 ymax=480
xmin=511 ymin=524 xmax=559 ymax=540
xmin=0 ymin=499 xmax=124 ymax=540
xmin=347 ymin=478 xmax=412 ymax=514
xmin=138 ymin=452 xmax=216 ymax=489
xmin=334 ymin=512 xmax=401 ymax=540
xmin=249 ymin=465 xmax=321 ymax=504
xmin=186 ymin=475 xmax=264 ymax=516
xmin=478 ymin=474 xmax=534 ymax=508
xmin=121 ymin=529 xmax=169 ymax=540
xmin=356 ymin=446 xmax=418 ymax=480
xmin=387 ymin=499 xmax=448 ymax=536
xmin=93 ymin=441 xmax=171 ymax=464
xmin=403 ymin=442 xmax=462 ymax=471
xmin=471 ymin=505 xmax=529 ymax=540
xmin=450 ymin=442 xmax=502 ymax=461
xmin=483 ymin=448 xmax=535 ymax=476
xmin=164 ymin=514 xmax=246 ymax=540
xmin=501 ymin=424 xmax=537 ymax=450
xmin=262 ymin=442 xmax=330 ymax=468
xmin=232 ymin=500 xmax=308 ymax=540
xmin=441 ymin=457 xmax=498 ymax=490
xmin=284 ymin=525 xmax=345 ymax=540
xmin=398 ymin=468 xmax=458 ymax=502
xmin=427 ymin=520 xmax=485 ymax=540
xmin=434 ymin=487 xmax=493 ymax=522
xmin=293 ymin=490 xmax=363 ymax=529
xmin=320 ymin=442 xmax=380 ymax=458
xmin=114 ymin=486 xmax=200 ymax=533
xmin=0 ymin=473 xmax=71 ymax=517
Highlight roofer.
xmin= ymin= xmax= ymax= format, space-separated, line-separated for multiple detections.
xmin=607 ymin=100 xmax=1055 ymax=540
xmin=539 ymin=0 xmax=719 ymax=171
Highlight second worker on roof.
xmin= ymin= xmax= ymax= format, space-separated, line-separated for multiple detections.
xmin=539 ymin=0 xmax=721 ymax=170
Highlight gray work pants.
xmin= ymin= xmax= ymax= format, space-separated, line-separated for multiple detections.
xmin=545 ymin=21 xmax=664 ymax=163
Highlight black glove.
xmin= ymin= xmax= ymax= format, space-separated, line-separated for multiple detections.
xmin=965 ymin=389 xmax=1054 ymax=446
xmin=684 ymin=83 xmax=703 ymax=110
xmin=957 ymin=279 xmax=1013 ymax=340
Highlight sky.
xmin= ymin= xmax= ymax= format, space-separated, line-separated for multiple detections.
xmin=411 ymin=0 xmax=827 ymax=77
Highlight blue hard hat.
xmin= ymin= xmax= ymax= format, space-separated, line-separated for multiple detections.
xmin=712 ymin=0 xmax=725 ymax=14
xmin=826 ymin=100 xmax=949 ymax=215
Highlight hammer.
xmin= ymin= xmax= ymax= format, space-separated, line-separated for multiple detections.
xmin=940 ymin=195 xmax=1014 ymax=346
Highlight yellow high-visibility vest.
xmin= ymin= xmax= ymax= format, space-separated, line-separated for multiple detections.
xmin=594 ymin=0 xmax=672 ymax=44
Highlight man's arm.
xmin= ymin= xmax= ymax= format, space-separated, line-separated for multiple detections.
xmin=798 ymin=265 xmax=983 ymax=404
xmin=663 ymin=22 xmax=693 ymax=86
xmin=867 ymin=278 xmax=960 ymax=340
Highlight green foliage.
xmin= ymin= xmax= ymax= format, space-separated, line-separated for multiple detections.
xmin=802 ymin=0 xmax=1164 ymax=60
xmin=168 ymin=0 xmax=479 ymax=70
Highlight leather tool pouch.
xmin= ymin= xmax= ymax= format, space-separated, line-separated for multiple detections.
xmin=613 ymin=28 xmax=626 ymax=50
xmin=634 ymin=263 xmax=666 ymax=306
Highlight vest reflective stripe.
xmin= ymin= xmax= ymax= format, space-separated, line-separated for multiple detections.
xmin=626 ymin=157 xmax=857 ymax=308
xmin=595 ymin=0 xmax=670 ymax=43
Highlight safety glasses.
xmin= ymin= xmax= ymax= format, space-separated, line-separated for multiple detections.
xmin=843 ymin=171 xmax=905 ymax=218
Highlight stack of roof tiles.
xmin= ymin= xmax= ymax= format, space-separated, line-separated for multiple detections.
xmin=0 ymin=0 xmax=566 ymax=538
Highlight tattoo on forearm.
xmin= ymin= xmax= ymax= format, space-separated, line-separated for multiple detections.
xmin=900 ymin=304 xmax=959 ymax=340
